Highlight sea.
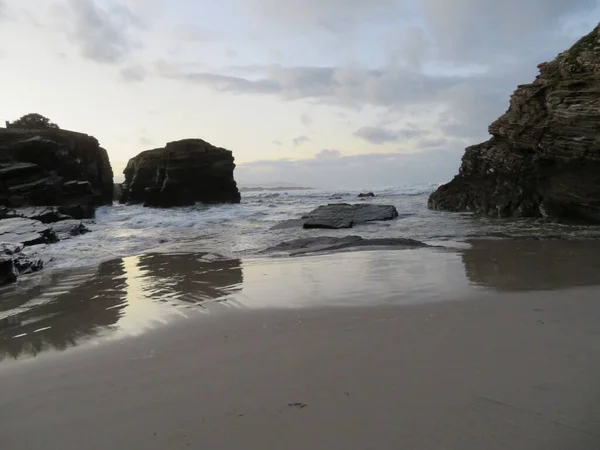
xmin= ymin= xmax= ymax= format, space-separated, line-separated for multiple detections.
xmin=34 ymin=183 xmax=600 ymax=270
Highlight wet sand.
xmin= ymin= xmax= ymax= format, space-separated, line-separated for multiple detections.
xmin=1 ymin=241 xmax=600 ymax=449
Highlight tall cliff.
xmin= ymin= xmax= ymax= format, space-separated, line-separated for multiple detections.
xmin=0 ymin=127 xmax=114 ymax=211
xmin=429 ymin=25 xmax=600 ymax=223
xmin=120 ymin=138 xmax=241 ymax=207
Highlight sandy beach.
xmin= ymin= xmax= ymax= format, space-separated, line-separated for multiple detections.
xmin=1 ymin=242 xmax=600 ymax=449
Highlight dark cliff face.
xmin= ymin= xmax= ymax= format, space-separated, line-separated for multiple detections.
xmin=0 ymin=128 xmax=114 ymax=209
xmin=429 ymin=25 xmax=600 ymax=223
xmin=120 ymin=138 xmax=241 ymax=207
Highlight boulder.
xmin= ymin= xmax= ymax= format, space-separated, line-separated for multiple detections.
xmin=0 ymin=242 xmax=43 ymax=286
xmin=302 ymin=203 xmax=399 ymax=229
xmin=120 ymin=138 xmax=241 ymax=207
xmin=0 ymin=128 xmax=114 ymax=214
xmin=0 ymin=255 xmax=18 ymax=285
xmin=358 ymin=192 xmax=375 ymax=198
xmin=428 ymin=25 xmax=600 ymax=223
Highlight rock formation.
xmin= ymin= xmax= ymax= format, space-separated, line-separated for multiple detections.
xmin=429 ymin=25 xmax=600 ymax=223
xmin=0 ymin=127 xmax=114 ymax=215
xmin=120 ymin=139 xmax=241 ymax=207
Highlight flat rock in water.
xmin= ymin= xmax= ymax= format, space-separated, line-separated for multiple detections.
xmin=264 ymin=236 xmax=428 ymax=256
xmin=303 ymin=203 xmax=399 ymax=229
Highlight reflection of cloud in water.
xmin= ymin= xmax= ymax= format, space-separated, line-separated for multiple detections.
xmin=462 ymin=240 xmax=600 ymax=291
xmin=0 ymin=254 xmax=243 ymax=363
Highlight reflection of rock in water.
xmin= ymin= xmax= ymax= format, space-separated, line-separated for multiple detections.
xmin=135 ymin=253 xmax=243 ymax=305
xmin=0 ymin=254 xmax=243 ymax=362
xmin=0 ymin=259 xmax=127 ymax=362
xmin=462 ymin=240 xmax=600 ymax=291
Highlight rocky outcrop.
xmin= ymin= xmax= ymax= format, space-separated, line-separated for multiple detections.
xmin=120 ymin=139 xmax=241 ymax=207
xmin=303 ymin=204 xmax=399 ymax=229
xmin=358 ymin=192 xmax=375 ymax=198
xmin=429 ymin=25 xmax=600 ymax=223
xmin=0 ymin=128 xmax=113 ymax=216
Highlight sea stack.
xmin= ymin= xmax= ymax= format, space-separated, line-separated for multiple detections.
xmin=120 ymin=138 xmax=241 ymax=207
xmin=429 ymin=25 xmax=600 ymax=223
xmin=0 ymin=127 xmax=114 ymax=214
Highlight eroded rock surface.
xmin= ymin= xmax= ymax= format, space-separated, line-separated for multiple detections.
xmin=429 ymin=25 xmax=600 ymax=223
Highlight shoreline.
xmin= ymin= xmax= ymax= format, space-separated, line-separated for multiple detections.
xmin=3 ymin=239 xmax=600 ymax=366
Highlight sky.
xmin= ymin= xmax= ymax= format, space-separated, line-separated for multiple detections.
xmin=0 ymin=1 xmax=598 ymax=188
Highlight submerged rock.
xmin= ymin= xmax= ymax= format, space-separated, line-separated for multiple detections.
xmin=302 ymin=203 xmax=399 ymax=229
xmin=264 ymin=236 xmax=428 ymax=256
xmin=358 ymin=192 xmax=375 ymax=198
xmin=120 ymin=138 xmax=241 ymax=207
xmin=429 ymin=25 xmax=600 ymax=223
xmin=0 ymin=128 xmax=114 ymax=214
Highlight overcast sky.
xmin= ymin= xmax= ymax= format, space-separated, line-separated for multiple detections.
xmin=0 ymin=1 xmax=598 ymax=188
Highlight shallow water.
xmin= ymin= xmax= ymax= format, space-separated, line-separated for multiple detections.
xmin=24 ymin=184 xmax=600 ymax=271
xmin=3 ymin=240 xmax=600 ymax=364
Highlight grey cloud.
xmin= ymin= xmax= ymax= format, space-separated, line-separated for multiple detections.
xmin=158 ymin=63 xmax=461 ymax=106
xmin=315 ymin=149 xmax=342 ymax=159
xmin=273 ymin=140 xmax=283 ymax=146
xmin=239 ymin=0 xmax=403 ymax=32
xmin=173 ymin=24 xmax=220 ymax=42
xmin=120 ymin=64 xmax=147 ymax=82
xmin=301 ymin=113 xmax=313 ymax=127
xmin=354 ymin=126 xmax=426 ymax=144
xmin=293 ymin=135 xmax=311 ymax=146
xmin=418 ymin=0 xmax=597 ymax=63
xmin=67 ymin=0 xmax=142 ymax=64
xmin=418 ymin=138 xmax=448 ymax=149
xmin=236 ymin=148 xmax=461 ymax=189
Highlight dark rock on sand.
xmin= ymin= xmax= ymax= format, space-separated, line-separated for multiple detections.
xmin=303 ymin=204 xmax=399 ymax=229
xmin=120 ymin=138 xmax=241 ymax=207
xmin=0 ymin=127 xmax=114 ymax=215
xmin=265 ymin=235 xmax=428 ymax=256
xmin=429 ymin=25 xmax=600 ymax=223
xmin=0 ymin=256 xmax=18 ymax=285
xmin=358 ymin=192 xmax=375 ymax=198
xmin=0 ymin=242 xmax=44 ymax=286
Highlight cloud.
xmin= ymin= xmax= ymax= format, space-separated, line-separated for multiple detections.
xmin=120 ymin=64 xmax=147 ymax=82
xmin=315 ymin=149 xmax=342 ymax=159
xmin=158 ymin=63 xmax=462 ymax=107
xmin=354 ymin=126 xmax=426 ymax=144
xmin=293 ymin=135 xmax=311 ymax=146
xmin=66 ymin=0 xmax=142 ymax=64
xmin=301 ymin=113 xmax=313 ymax=127
xmin=273 ymin=140 xmax=283 ymax=146
xmin=238 ymin=0 xmax=403 ymax=32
